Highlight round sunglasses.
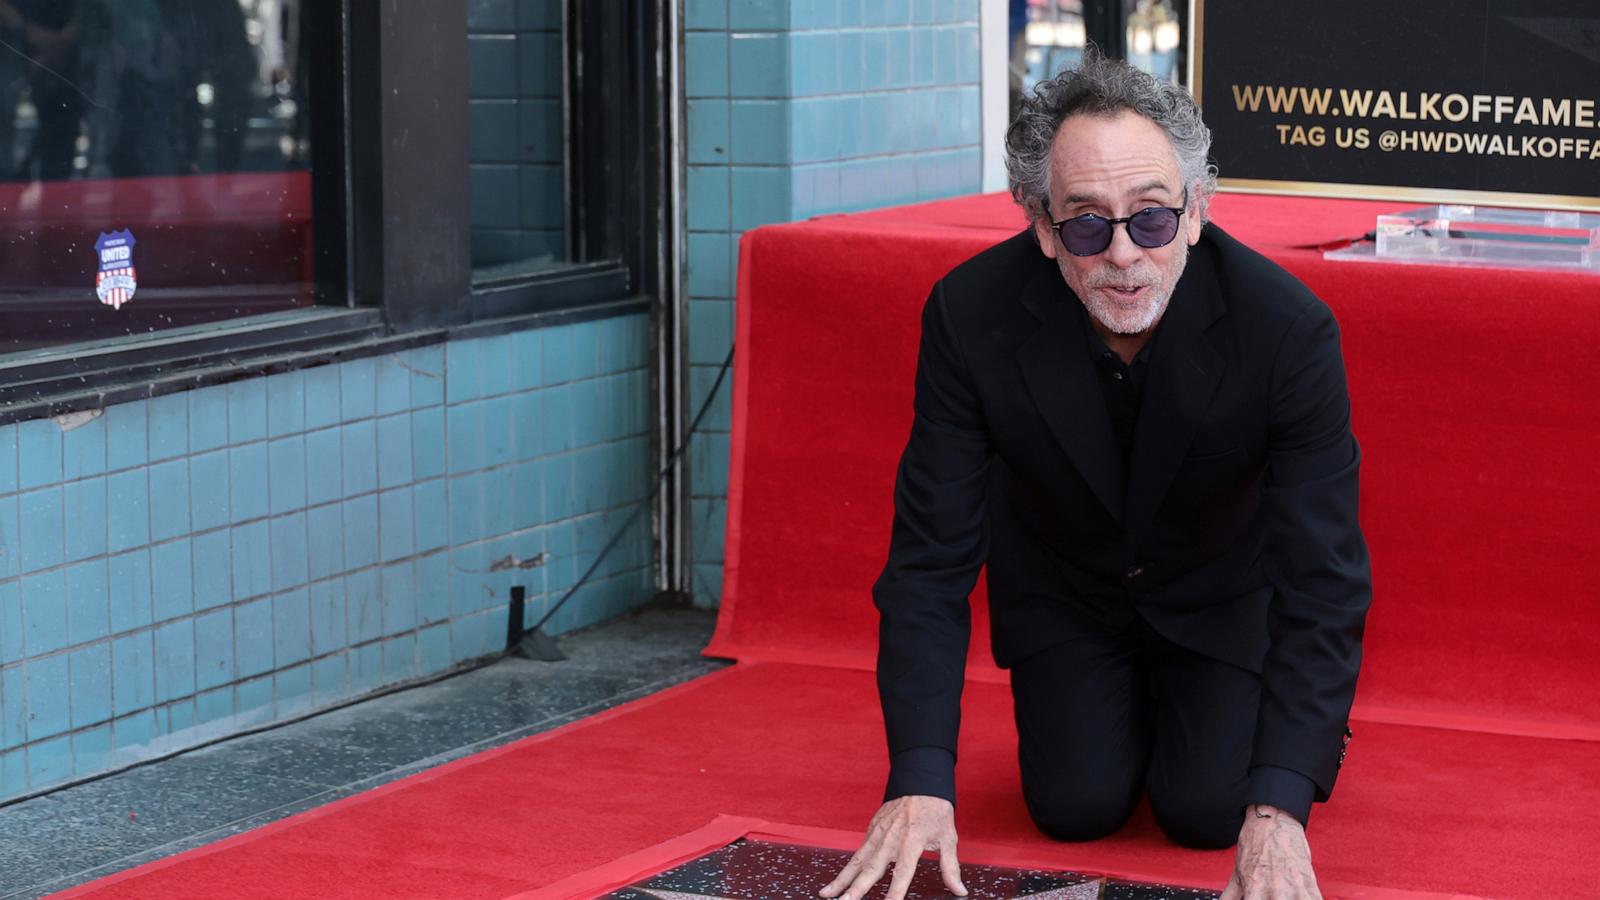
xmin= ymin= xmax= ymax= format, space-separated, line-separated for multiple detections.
xmin=1051 ymin=194 xmax=1188 ymax=257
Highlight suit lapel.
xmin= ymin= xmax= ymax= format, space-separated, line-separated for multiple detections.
xmin=1125 ymin=240 xmax=1227 ymax=551
xmin=1016 ymin=263 xmax=1127 ymax=523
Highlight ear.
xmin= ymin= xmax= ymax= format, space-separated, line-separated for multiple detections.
xmin=1184 ymin=184 xmax=1205 ymax=246
xmin=1033 ymin=217 xmax=1060 ymax=260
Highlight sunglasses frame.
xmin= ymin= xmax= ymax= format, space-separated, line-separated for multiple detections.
xmin=1050 ymin=191 xmax=1190 ymax=257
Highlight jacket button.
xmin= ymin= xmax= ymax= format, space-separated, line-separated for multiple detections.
xmin=1125 ymin=565 xmax=1144 ymax=580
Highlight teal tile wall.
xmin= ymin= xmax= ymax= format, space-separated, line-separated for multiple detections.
xmin=683 ymin=0 xmax=983 ymax=606
xmin=468 ymin=0 xmax=565 ymax=267
xmin=0 ymin=313 xmax=654 ymax=801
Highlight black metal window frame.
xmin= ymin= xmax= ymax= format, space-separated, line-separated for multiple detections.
xmin=0 ymin=0 xmax=669 ymax=426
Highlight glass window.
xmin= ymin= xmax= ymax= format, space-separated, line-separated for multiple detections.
xmin=0 ymin=0 xmax=319 ymax=357
xmin=466 ymin=0 xmax=570 ymax=281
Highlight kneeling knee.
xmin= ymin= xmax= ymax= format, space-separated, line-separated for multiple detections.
xmin=1024 ymin=780 xmax=1140 ymax=843
xmin=1150 ymin=793 xmax=1243 ymax=849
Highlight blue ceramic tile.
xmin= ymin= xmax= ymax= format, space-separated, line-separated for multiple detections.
xmin=519 ymin=164 xmax=563 ymax=231
xmin=730 ymin=166 xmax=793 ymax=229
xmin=112 ymin=707 xmax=156 ymax=749
xmin=535 ymin=383 xmax=573 ymax=456
xmin=24 ymin=653 xmax=70 ymax=739
xmin=341 ymin=420 xmax=378 ymax=497
xmin=685 ymin=0 xmax=726 ymax=29
xmin=68 ymin=643 xmax=112 ymax=728
xmin=415 ymin=551 xmax=450 ymax=625
xmin=20 ymin=487 xmax=63 ymax=574
xmin=418 ymin=623 xmax=451 ymax=675
xmin=467 ymin=0 xmax=515 ymax=31
xmin=227 ymin=379 xmax=268 ymax=445
xmin=345 ymin=569 xmax=382 ymax=645
xmin=191 ymin=529 xmax=232 ymax=611
xmin=26 ymin=734 xmax=71 ymax=789
xmin=411 ymin=407 xmax=446 ymax=481
xmin=376 ymin=489 xmax=414 ymax=563
xmin=72 ymin=723 xmax=114 ymax=777
xmin=149 ymin=539 xmax=194 ymax=624
xmin=688 ymin=300 xmax=736 ymax=366
xmin=375 ymin=355 xmax=412 ymax=416
xmin=21 ymin=570 xmax=66 ymax=656
xmin=107 ymin=549 xmax=153 ymax=634
xmin=480 ymin=395 xmax=515 ymax=469
xmin=195 ymin=686 xmax=234 ymax=725
xmin=231 ymin=521 xmax=272 ymax=601
xmin=342 ymin=495 xmax=379 ymax=572
xmin=468 ymin=33 xmax=517 ymax=100
xmin=189 ymin=451 xmax=231 ymax=533
xmin=349 ymin=641 xmax=384 ymax=694
xmin=481 ymin=467 xmax=516 ymax=537
xmin=408 ymin=345 xmax=446 ymax=409
xmin=517 ymin=0 xmax=560 ymax=29
xmin=235 ymin=597 xmax=274 ymax=679
xmin=0 ymin=423 xmax=16 ymax=495
xmin=266 ymin=370 xmax=306 ymax=438
xmin=376 ymin=414 xmax=413 ymax=490
xmin=17 ymin=420 xmax=62 ymax=491
xmin=446 ymin=402 xmax=485 ymax=476
xmin=409 ymin=482 xmax=447 ymax=556
xmin=691 ymin=496 xmax=729 ymax=563
xmin=792 ymin=0 xmax=839 ymax=29
xmin=188 ymin=386 xmax=229 ymax=453
xmin=0 ymin=580 xmax=19 ymax=661
xmin=305 ymin=504 xmax=344 ymax=582
xmin=887 ymin=27 xmax=913 ymax=89
xmin=0 ymin=748 xmax=22 ymax=797
xmin=111 ymin=631 xmax=154 ymax=716
xmin=304 ymin=366 xmax=343 ymax=430
xmin=689 ymin=363 xmax=734 ymax=432
xmin=272 ymin=588 xmax=310 ymax=667
xmin=381 ymin=633 xmax=416 ymax=682
xmin=729 ymin=33 xmax=789 ymax=98
xmin=0 ymin=495 xmax=17 ymax=581
xmin=62 ymin=415 xmax=107 ymax=480
xmin=509 ymin=327 xmax=543 ymax=393
xmin=686 ymin=231 xmax=733 ymax=298
xmin=446 ymin=340 xmax=483 ymax=405
xmin=685 ymin=32 xmax=730 ymax=97
xmin=236 ymin=676 xmax=272 ymax=721
xmin=0 ymin=666 xmax=23 ymax=746
xmin=731 ymin=99 xmax=790 ymax=164
xmin=310 ymin=651 xmax=347 ymax=703
xmin=791 ymin=31 xmax=839 ymax=96
xmin=63 ymin=478 xmax=108 ymax=563
xmin=304 ymin=428 xmax=343 ymax=506
xmin=229 ymin=443 xmax=270 ymax=524
xmin=268 ymin=436 xmax=308 ymax=515
xmin=270 ymin=513 xmax=310 ymax=592
xmin=730 ymin=0 xmax=787 ymax=30
xmin=147 ymin=393 xmax=190 ymax=465
xmin=516 ymin=30 xmax=561 ymax=99
xmin=448 ymin=472 xmax=484 ymax=544
xmin=64 ymin=559 xmax=110 ymax=645
xmin=687 ymin=166 xmax=732 ymax=233
xmin=308 ymin=578 xmax=347 ymax=657
xmin=146 ymin=460 xmax=190 ymax=543
xmin=470 ymin=98 xmax=519 ymax=164
xmin=275 ymin=662 xmax=312 ymax=714
xmin=104 ymin=469 xmax=149 ymax=555
xmin=539 ymin=452 xmax=574 ymax=522
xmin=193 ymin=608 xmax=234 ymax=691
xmin=340 ymin=358 xmax=377 ymax=423
xmin=686 ymin=98 xmax=730 ymax=164
xmin=380 ymin=561 xmax=416 ymax=635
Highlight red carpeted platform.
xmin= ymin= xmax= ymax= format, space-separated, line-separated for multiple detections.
xmin=54 ymin=193 xmax=1600 ymax=899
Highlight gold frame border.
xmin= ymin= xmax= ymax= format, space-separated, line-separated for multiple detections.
xmin=1188 ymin=0 xmax=1600 ymax=212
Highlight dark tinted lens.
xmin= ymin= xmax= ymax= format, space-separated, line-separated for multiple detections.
xmin=1059 ymin=216 xmax=1112 ymax=256
xmin=1126 ymin=207 xmax=1181 ymax=249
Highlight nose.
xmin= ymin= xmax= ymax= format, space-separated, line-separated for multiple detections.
xmin=1102 ymin=221 xmax=1145 ymax=269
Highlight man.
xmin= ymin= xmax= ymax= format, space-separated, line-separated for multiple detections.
xmin=821 ymin=52 xmax=1371 ymax=900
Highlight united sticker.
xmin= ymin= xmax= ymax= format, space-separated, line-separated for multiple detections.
xmin=94 ymin=230 xmax=138 ymax=310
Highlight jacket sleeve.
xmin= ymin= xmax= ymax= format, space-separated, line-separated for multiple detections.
xmin=1250 ymin=300 xmax=1373 ymax=809
xmin=873 ymin=280 xmax=993 ymax=805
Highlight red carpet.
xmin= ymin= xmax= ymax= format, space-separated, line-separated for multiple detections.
xmin=56 ymin=193 xmax=1600 ymax=899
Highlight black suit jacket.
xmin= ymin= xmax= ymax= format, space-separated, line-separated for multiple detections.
xmin=874 ymin=223 xmax=1372 ymax=809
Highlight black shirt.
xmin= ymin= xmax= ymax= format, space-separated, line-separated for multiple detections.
xmin=1081 ymin=309 xmax=1154 ymax=466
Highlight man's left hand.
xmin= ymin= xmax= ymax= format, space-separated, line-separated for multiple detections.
xmin=1219 ymin=804 xmax=1323 ymax=900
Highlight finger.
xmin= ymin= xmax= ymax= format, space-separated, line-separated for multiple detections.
xmin=1241 ymin=878 xmax=1269 ymax=900
xmin=883 ymin=840 xmax=922 ymax=900
xmin=938 ymin=839 xmax=967 ymax=897
xmin=820 ymin=843 xmax=873 ymax=897
xmin=840 ymin=823 xmax=902 ymax=900
xmin=1218 ymin=873 xmax=1243 ymax=900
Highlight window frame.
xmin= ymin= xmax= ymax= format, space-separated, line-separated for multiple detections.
xmin=0 ymin=0 xmax=670 ymax=428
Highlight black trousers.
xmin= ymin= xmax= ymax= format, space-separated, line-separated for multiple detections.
xmin=1010 ymin=616 xmax=1259 ymax=849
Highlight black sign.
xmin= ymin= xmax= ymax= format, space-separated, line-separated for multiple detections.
xmin=1192 ymin=1 xmax=1600 ymax=210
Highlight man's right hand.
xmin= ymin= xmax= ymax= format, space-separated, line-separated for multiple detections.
xmin=818 ymin=795 xmax=967 ymax=900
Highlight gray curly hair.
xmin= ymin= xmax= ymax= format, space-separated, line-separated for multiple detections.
xmin=1006 ymin=47 xmax=1218 ymax=225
